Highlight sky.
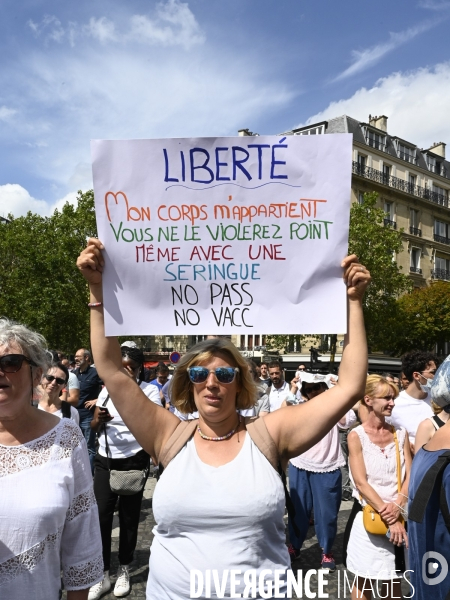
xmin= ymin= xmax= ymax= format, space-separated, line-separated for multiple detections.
xmin=1 ymin=0 xmax=450 ymax=218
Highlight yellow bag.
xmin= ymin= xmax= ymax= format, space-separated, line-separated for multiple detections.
xmin=361 ymin=429 xmax=403 ymax=536
xmin=362 ymin=504 xmax=389 ymax=535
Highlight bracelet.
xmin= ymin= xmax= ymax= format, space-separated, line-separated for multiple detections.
xmin=397 ymin=493 xmax=408 ymax=499
xmin=87 ymin=302 xmax=103 ymax=308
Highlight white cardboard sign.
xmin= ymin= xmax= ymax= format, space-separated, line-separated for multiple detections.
xmin=91 ymin=134 xmax=352 ymax=336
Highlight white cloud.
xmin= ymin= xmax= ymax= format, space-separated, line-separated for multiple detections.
xmin=0 ymin=106 xmax=16 ymax=121
xmin=304 ymin=62 xmax=450 ymax=149
xmin=419 ymin=0 xmax=450 ymax=10
xmin=83 ymin=17 xmax=117 ymax=44
xmin=333 ymin=21 xmax=440 ymax=81
xmin=0 ymin=184 xmax=79 ymax=219
xmin=27 ymin=0 xmax=205 ymax=50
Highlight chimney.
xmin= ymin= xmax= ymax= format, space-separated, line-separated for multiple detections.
xmin=429 ymin=142 xmax=446 ymax=158
xmin=238 ymin=128 xmax=252 ymax=136
xmin=370 ymin=115 xmax=388 ymax=132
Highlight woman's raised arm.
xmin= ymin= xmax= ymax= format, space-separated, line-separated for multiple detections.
xmin=265 ymin=254 xmax=370 ymax=465
xmin=77 ymin=238 xmax=179 ymax=460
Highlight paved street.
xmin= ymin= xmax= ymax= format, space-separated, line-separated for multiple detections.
xmin=76 ymin=478 xmax=409 ymax=599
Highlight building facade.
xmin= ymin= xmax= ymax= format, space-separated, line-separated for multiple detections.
xmin=283 ymin=114 xmax=450 ymax=288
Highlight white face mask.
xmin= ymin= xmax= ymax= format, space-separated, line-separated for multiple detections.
xmin=418 ymin=375 xmax=433 ymax=394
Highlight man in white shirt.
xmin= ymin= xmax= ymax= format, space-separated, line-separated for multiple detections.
xmin=268 ymin=362 xmax=295 ymax=411
xmin=388 ymin=350 xmax=438 ymax=452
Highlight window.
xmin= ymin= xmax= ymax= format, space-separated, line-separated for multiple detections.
xmin=358 ymin=192 xmax=365 ymax=205
xmin=366 ymin=130 xmax=386 ymax=150
xmin=383 ymin=164 xmax=391 ymax=184
xmin=434 ymin=219 xmax=450 ymax=244
xmin=398 ymin=143 xmax=416 ymax=164
xmin=434 ymin=256 xmax=450 ymax=280
xmin=357 ymin=154 xmax=366 ymax=174
xmin=247 ymin=335 xmax=253 ymax=350
xmin=410 ymin=209 xmax=420 ymax=236
xmin=410 ymin=248 xmax=421 ymax=273
xmin=240 ymin=335 xmax=245 ymax=350
xmin=408 ymin=174 xmax=417 ymax=193
xmin=254 ymin=335 xmax=260 ymax=347
xmin=295 ymin=125 xmax=325 ymax=135
xmin=384 ymin=202 xmax=393 ymax=219
xmin=427 ymin=155 xmax=446 ymax=175
xmin=432 ymin=184 xmax=448 ymax=205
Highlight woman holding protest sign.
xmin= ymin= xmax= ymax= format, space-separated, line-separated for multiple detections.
xmin=77 ymin=237 xmax=371 ymax=599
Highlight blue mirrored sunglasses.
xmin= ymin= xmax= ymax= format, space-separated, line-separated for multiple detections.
xmin=187 ymin=366 xmax=239 ymax=384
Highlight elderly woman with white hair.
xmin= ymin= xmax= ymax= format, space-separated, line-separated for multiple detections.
xmin=0 ymin=318 xmax=103 ymax=600
xmin=282 ymin=373 xmax=356 ymax=570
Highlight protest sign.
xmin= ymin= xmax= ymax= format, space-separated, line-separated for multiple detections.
xmin=91 ymin=134 xmax=352 ymax=336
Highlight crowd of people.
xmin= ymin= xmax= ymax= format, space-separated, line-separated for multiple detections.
xmin=0 ymin=237 xmax=448 ymax=600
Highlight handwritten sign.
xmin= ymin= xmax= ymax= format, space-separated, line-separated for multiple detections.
xmin=91 ymin=134 xmax=352 ymax=336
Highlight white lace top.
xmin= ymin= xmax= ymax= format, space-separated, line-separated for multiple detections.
xmin=349 ymin=425 xmax=406 ymax=504
xmin=0 ymin=419 xmax=103 ymax=599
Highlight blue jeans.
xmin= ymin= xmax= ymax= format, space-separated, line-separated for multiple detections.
xmin=79 ymin=417 xmax=96 ymax=474
xmin=288 ymin=464 xmax=342 ymax=554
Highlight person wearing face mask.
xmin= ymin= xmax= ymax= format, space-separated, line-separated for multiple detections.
xmin=387 ymin=351 xmax=439 ymax=454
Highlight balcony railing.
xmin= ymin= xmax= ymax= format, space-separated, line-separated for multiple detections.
xmin=353 ymin=162 xmax=449 ymax=207
xmin=384 ymin=218 xmax=397 ymax=228
xmin=434 ymin=234 xmax=450 ymax=245
xmin=432 ymin=269 xmax=450 ymax=280
xmin=410 ymin=266 xmax=422 ymax=274
xmin=409 ymin=227 xmax=422 ymax=236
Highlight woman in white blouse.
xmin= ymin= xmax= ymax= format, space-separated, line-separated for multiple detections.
xmin=347 ymin=375 xmax=412 ymax=600
xmin=38 ymin=361 xmax=80 ymax=424
xmin=0 ymin=317 xmax=103 ymax=600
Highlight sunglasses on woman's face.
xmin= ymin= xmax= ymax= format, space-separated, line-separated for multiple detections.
xmin=0 ymin=354 xmax=36 ymax=373
xmin=187 ymin=366 xmax=239 ymax=384
xmin=44 ymin=374 xmax=66 ymax=386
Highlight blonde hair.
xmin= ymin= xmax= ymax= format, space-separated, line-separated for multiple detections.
xmin=169 ymin=338 xmax=257 ymax=414
xmin=361 ymin=374 xmax=399 ymax=407
xmin=431 ymin=400 xmax=443 ymax=415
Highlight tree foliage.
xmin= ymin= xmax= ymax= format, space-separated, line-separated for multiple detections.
xmin=0 ymin=190 xmax=97 ymax=351
xmin=394 ymin=281 xmax=450 ymax=354
xmin=348 ymin=192 xmax=412 ymax=351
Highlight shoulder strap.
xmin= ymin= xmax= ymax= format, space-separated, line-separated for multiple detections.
xmin=393 ymin=429 xmax=402 ymax=492
xmin=158 ymin=420 xmax=198 ymax=472
xmin=60 ymin=401 xmax=71 ymax=419
xmin=246 ymin=417 xmax=300 ymax=538
xmin=432 ymin=414 xmax=446 ymax=429
xmin=246 ymin=417 xmax=279 ymax=471
xmin=409 ymin=450 xmax=450 ymax=531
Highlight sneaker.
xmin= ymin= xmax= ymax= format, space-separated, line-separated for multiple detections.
xmin=88 ymin=572 xmax=111 ymax=600
xmin=321 ymin=552 xmax=336 ymax=572
xmin=114 ymin=564 xmax=131 ymax=597
xmin=287 ymin=543 xmax=300 ymax=564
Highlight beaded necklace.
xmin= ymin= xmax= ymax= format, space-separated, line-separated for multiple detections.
xmin=197 ymin=417 xmax=240 ymax=442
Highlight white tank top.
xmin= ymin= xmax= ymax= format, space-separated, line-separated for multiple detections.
xmin=148 ymin=432 xmax=289 ymax=599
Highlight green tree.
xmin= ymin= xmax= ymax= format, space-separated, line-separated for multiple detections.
xmin=0 ymin=190 xmax=97 ymax=351
xmin=394 ymin=281 xmax=450 ymax=354
xmin=348 ymin=192 xmax=412 ymax=352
